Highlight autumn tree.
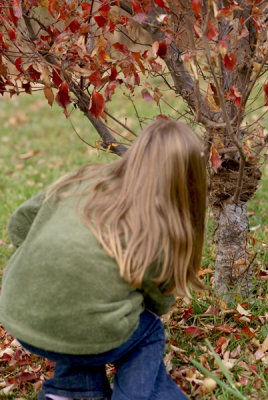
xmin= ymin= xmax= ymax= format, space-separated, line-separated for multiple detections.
xmin=0 ymin=0 xmax=267 ymax=299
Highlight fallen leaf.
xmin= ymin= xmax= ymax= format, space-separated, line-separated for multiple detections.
xmin=261 ymin=334 xmax=268 ymax=352
xmin=237 ymin=304 xmax=251 ymax=316
xmin=18 ymin=150 xmax=41 ymax=160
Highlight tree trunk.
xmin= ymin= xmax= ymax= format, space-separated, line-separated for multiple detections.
xmin=213 ymin=202 xmax=253 ymax=300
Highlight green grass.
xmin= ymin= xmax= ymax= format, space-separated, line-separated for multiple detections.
xmin=0 ymin=91 xmax=267 ymax=399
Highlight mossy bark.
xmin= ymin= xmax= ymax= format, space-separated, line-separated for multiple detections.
xmin=213 ymin=202 xmax=252 ymax=299
xmin=209 ymin=162 xmax=261 ymax=299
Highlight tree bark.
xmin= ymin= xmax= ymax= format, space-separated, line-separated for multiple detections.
xmin=213 ymin=202 xmax=253 ymax=300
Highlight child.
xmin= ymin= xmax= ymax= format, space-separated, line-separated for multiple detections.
xmin=0 ymin=119 xmax=207 ymax=400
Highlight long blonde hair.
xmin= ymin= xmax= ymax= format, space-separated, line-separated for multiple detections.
xmin=49 ymin=119 xmax=207 ymax=296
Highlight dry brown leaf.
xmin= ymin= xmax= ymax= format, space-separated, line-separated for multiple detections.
xmin=203 ymin=377 xmax=217 ymax=393
xmin=260 ymin=334 xmax=268 ymax=353
xmin=44 ymin=87 xmax=54 ymax=107
xmin=237 ymin=304 xmax=251 ymax=316
xmin=18 ymin=149 xmax=41 ymax=160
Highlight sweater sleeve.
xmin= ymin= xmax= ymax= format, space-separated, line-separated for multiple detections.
xmin=7 ymin=192 xmax=45 ymax=248
xmin=141 ymin=262 xmax=175 ymax=316
xmin=141 ymin=280 xmax=175 ymax=316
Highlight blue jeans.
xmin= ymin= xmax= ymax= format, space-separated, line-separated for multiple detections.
xmin=20 ymin=310 xmax=188 ymax=400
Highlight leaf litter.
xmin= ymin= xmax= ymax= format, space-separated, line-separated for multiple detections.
xmin=0 ymin=264 xmax=267 ymax=399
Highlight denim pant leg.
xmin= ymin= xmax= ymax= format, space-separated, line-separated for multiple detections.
xmin=19 ymin=310 xmax=188 ymax=400
xmin=111 ymin=312 xmax=188 ymax=400
xmin=19 ymin=341 xmax=112 ymax=399
xmin=41 ymin=363 xmax=111 ymax=399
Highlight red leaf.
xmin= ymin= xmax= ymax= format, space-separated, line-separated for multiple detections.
xmin=219 ymin=7 xmax=233 ymax=19
xmin=15 ymin=57 xmax=23 ymax=73
xmin=120 ymin=16 xmax=128 ymax=26
xmin=182 ymin=307 xmax=194 ymax=319
xmin=94 ymin=15 xmax=107 ymax=28
xmin=142 ymin=50 xmax=149 ymax=59
xmin=8 ymin=28 xmax=16 ymax=41
xmin=154 ymin=0 xmax=169 ymax=11
xmin=9 ymin=8 xmax=18 ymax=27
xmin=27 ymin=65 xmax=41 ymax=81
xmin=12 ymin=0 xmax=22 ymax=19
xmin=109 ymin=20 xmax=115 ymax=33
xmin=141 ymin=88 xmax=153 ymax=102
xmin=254 ymin=378 xmax=263 ymax=389
xmin=152 ymin=41 xmax=167 ymax=58
xmin=206 ymin=21 xmax=219 ymax=40
xmin=248 ymin=364 xmax=258 ymax=373
xmin=241 ymin=325 xmax=255 ymax=339
xmin=22 ymin=82 xmax=32 ymax=94
xmin=156 ymin=114 xmax=169 ymax=120
xmin=52 ymin=69 xmax=63 ymax=87
xmin=99 ymin=4 xmax=110 ymax=18
xmin=67 ymin=19 xmax=81 ymax=33
xmin=56 ymin=81 xmax=71 ymax=112
xmin=230 ymin=86 xmax=242 ymax=107
xmin=192 ymin=0 xmax=200 ymax=17
xmin=81 ymin=2 xmax=91 ymax=19
xmin=109 ymin=66 xmax=117 ymax=81
xmin=149 ymin=59 xmax=162 ymax=72
xmin=210 ymin=145 xmax=222 ymax=172
xmin=113 ymin=42 xmax=128 ymax=54
xmin=15 ymin=372 xmax=36 ymax=383
xmin=224 ymin=52 xmax=236 ymax=71
xmin=132 ymin=1 xmax=142 ymax=13
xmin=0 ymin=352 xmax=12 ymax=361
xmin=134 ymin=72 xmax=140 ymax=86
xmin=264 ymin=84 xmax=268 ymax=106
xmin=215 ymin=324 xmax=232 ymax=333
xmin=105 ymin=82 xmax=117 ymax=101
xmin=89 ymin=71 xmax=102 ymax=87
xmin=215 ymin=336 xmax=227 ymax=352
xmin=89 ymin=90 xmax=105 ymax=118
xmin=48 ymin=0 xmax=57 ymax=17
xmin=185 ymin=327 xmax=204 ymax=337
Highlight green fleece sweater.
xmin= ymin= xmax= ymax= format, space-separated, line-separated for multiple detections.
xmin=0 ymin=184 xmax=174 ymax=355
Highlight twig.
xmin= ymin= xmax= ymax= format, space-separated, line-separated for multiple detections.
xmin=69 ymin=114 xmax=98 ymax=150
xmin=104 ymin=110 xmax=137 ymax=137
xmin=244 ymin=53 xmax=268 ymax=106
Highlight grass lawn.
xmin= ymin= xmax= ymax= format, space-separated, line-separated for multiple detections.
xmin=0 ymin=91 xmax=267 ymax=399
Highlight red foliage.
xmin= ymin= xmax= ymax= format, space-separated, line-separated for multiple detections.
xmin=27 ymin=65 xmax=41 ymax=81
xmin=192 ymin=0 xmax=200 ymax=17
xmin=56 ymin=81 xmax=71 ymax=114
xmin=264 ymin=84 xmax=268 ymax=106
xmin=206 ymin=21 xmax=219 ymax=40
xmin=185 ymin=327 xmax=205 ymax=337
xmin=14 ymin=57 xmax=23 ymax=73
xmin=154 ymin=0 xmax=170 ymax=11
xmin=230 ymin=86 xmax=242 ymax=108
xmin=152 ymin=41 xmax=168 ymax=58
xmin=52 ymin=69 xmax=63 ymax=87
xmin=12 ymin=0 xmax=22 ymax=19
xmin=90 ymin=90 xmax=105 ymax=118
xmin=224 ymin=52 xmax=237 ymax=70
xmin=8 ymin=28 xmax=16 ymax=41
xmin=89 ymin=71 xmax=102 ymax=88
